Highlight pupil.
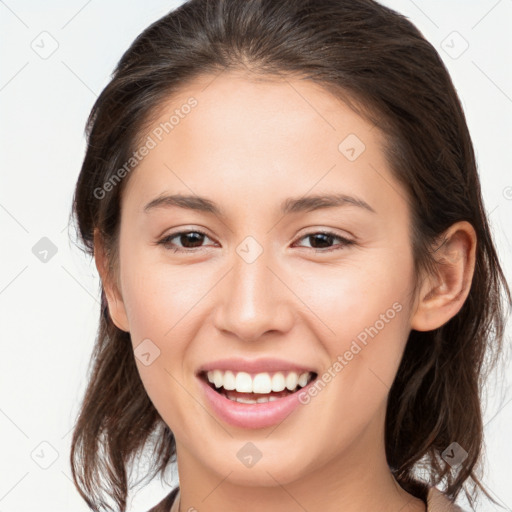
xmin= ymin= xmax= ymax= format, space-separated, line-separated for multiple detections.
xmin=181 ymin=232 xmax=204 ymax=248
xmin=311 ymin=233 xmax=332 ymax=248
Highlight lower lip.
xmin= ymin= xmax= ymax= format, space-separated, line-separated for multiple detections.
xmin=198 ymin=375 xmax=316 ymax=429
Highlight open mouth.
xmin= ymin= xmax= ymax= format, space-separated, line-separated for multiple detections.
xmin=199 ymin=371 xmax=318 ymax=404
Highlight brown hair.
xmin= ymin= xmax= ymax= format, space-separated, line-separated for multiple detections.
xmin=69 ymin=0 xmax=511 ymax=510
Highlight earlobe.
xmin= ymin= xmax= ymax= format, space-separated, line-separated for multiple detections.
xmin=93 ymin=228 xmax=130 ymax=332
xmin=410 ymin=221 xmax=477 ymax=332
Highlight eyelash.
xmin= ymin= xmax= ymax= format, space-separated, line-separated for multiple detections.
xmin=156 ymin=229 xmax=355 ymax=254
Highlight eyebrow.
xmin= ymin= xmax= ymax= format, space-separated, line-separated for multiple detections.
xmin=143 ymin=192 xmax=376 ymax=216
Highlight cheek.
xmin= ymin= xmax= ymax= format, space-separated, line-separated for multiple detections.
xmin=117 ymin=246 xmax=216 ymax=409
xmin=294 ymin=250 xmax=413 ymax=406
xmin=295 ymin=251 xmax=411 ymax=343
xmin=119 ymin=245 xmax=207 ymax=341
xmin=118 ymin=254 xmax=207 ymax=430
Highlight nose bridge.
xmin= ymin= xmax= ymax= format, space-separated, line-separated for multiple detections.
xmin=213 ymin=235 xmax=293 ymax=341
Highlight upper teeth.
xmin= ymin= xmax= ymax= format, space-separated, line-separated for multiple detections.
xmin=205 ymin=370 xmax=313 ymax=394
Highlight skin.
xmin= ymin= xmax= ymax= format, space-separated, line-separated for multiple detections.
xmin=94 ymin=70 xmax=476 ymax=512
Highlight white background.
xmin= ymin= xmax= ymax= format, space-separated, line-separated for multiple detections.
xmin=1 ymin=1 xmax=511 ymax=511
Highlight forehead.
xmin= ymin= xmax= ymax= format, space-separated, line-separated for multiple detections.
xmin=156 ymin=71 xmax=376 ymax=148
xmin=122 ymin=72 xmax=408 ymax=225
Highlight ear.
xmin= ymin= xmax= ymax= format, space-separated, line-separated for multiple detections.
xmin=93 ymin=228 xmax=130 ymax=332
xmin=410 ymin=221 xmax=477 ymax=332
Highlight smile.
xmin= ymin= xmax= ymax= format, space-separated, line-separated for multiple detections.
xmin=197 ymin=368 xmax=319 ymax=428
xmin=202 ymin=370 xmax=316 ymax=403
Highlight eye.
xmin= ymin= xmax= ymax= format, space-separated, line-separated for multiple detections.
xmin=157 ymin=229 xmax=216 ymax=253
xmin=293 ymin=231 xmax=355 ymax=252
xmin=156 ymin=229 xmax=354 ymax=254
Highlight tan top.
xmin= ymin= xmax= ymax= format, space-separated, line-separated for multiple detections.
xmin=426 ymin=487 xmax=467 ymax=511
xmin=169 ymin=491 xmax=178 ymax=512
xmin=156 ymin=486 xmax=466 ymax=512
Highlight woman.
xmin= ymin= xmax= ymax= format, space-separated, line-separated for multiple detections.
xmin=69 ymin=1 xmax=511 ymax=511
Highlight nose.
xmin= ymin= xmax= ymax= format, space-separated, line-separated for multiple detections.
xmin=212 ymin=246 xmax=295 ymax=343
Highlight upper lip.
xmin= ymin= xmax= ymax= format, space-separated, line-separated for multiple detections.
xmin=196 ymin=357 xmax=318 ymax=376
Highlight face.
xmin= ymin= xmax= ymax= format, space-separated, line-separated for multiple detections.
xmin=104 ymin=72 xmax=420 ymax=487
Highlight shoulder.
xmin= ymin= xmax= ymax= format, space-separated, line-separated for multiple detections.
xmin=146 ymin=486 xmax=179 ymax=512
xmin=427 ymin=486 xmax=468 ymax=512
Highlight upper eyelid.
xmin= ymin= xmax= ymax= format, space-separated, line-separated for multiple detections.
xmin=159 ymin=229 xmax=217 ymax=247
xmin=295 ymin=231 xmax=351 ymax=242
